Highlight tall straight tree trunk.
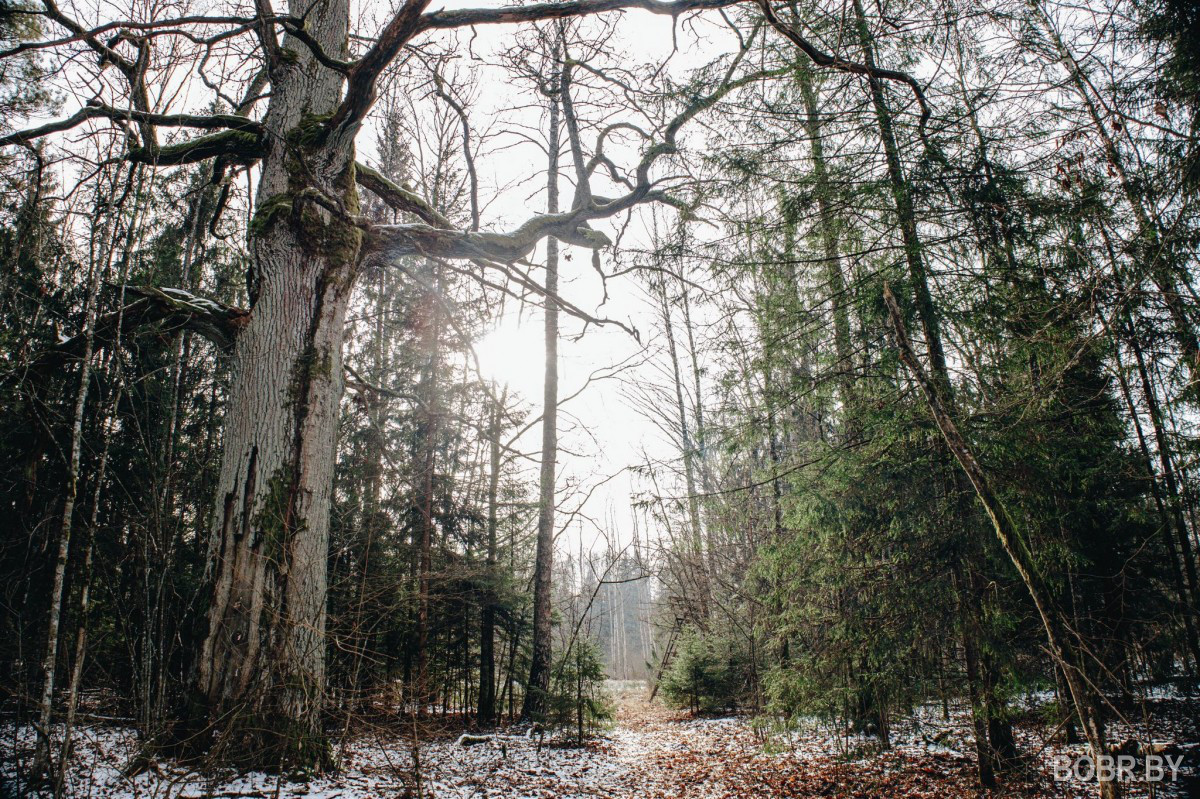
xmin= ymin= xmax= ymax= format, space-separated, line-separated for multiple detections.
xmin=854 ymin=4 xmax=984 ymax=756
xmin=523 ymin=64 xmax=562 ymax=722
xmin=479 ymin=389 xmax=505 ymax=725
xmin=414 ymin=262 xmax=442 ymax=716
xmin=189 ymin=0 xmax=361 ymax=769
xmin=676 ymin=272 xmax=718 ymax=586
xmin=1092 ymin=223 xmax=1200 ymax=659
xmin=1032 ymin=0 xmax=1200 ymax=383
xmin=31 ymin=216 xmax=107 ymax=779
xmin=344 ymin=267 xmax=391 ymax=724
xmin=955 ymin=566 xmax=996 ymax=789
xmin=1107 ymin=328 xmax=1200 ymax=671
xmin=861 ymin=5 xmax=1024 ymax=780
xmin=1124 ymin=313 xmax=1200 ymax=624
xmin=679 ymin=284 xmax=708 ymax=485
xmin=795 ymin=58 xmax=854 ymax=407
xmin=852 ymin=0 xmax=949 ymax=397
xmin=656 ymin=278 xmax=706 ymax=563
xmin=55 ymin=375 xmax=118 ymax=796
xmin=947 ymin=34 xmax=1029 ymax=775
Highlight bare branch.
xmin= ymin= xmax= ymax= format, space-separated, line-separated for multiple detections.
xmin=355 ymin=161 xmax=454 ymax=228
xmin=328 ymin=0 xmax=432 ymax=136
xmin=431 ymin=72 xmax=481 ymax=230
xmin=418 ymin=0 xmax=747 ymax=31
xmin=40 ymin=286 xmax=248 ymax=368
xmin=756 ymin=0 xmax=931 ymax=139
xmin=127 ymin=130 xmax=265 ymax=166
xmin=368 ymin=53 xmax=778 ymax=268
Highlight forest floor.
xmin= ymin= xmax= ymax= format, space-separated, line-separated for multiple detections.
xmin=3 ymin=681 xmax=1197 ymax=798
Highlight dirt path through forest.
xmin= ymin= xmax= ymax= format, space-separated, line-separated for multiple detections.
xmin=415 ymin=681 xmax=1086 ymax=799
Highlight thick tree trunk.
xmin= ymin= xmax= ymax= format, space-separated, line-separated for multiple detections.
xmin=188 ymin=0 xmax=359 ymax=770
xmin=192 ymin=234 xmax=354 ymax=767
xmin=523 ymin=75 xmax=562 ymax=722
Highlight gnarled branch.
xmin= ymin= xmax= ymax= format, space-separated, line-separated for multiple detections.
xmin=418 ymin=0 xmax=746 ymax=31
xmin=127 ymin=130 xmax=265 ymax=166
xmin=0 ymin=102 xmax=242 ymax=150
xmin=40 ymin=285 xmax=248 ymax=369
xmin=367 ymin=50 xmax=776 ymax=264
xmin=355 ymin=162 xmax=454 ymax=228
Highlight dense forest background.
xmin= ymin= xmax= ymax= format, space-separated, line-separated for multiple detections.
xmin=1 ymin=0 xmax=1199 ymax=796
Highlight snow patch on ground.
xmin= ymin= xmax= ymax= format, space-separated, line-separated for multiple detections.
xmin=3 ymin=682 xmax=1196 ymax=798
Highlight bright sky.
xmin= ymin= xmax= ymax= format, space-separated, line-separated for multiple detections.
xmin=19 ymin=0 xmax=745 ymax=567
xmin=443 ymin=3 xmax=742 ymax=563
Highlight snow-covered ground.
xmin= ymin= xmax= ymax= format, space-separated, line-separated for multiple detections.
xmin=3 ymin=681 xmax=1196 ymax=798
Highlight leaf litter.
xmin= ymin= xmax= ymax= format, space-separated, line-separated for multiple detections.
xmin=3 ymin=682 xmax=1195 ymax=798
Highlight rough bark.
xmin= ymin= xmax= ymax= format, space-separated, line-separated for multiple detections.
xmin=4 ymin=0 xmax=818 ymax=774
xmin=187 ymin=0 xmax=360 ymax=769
